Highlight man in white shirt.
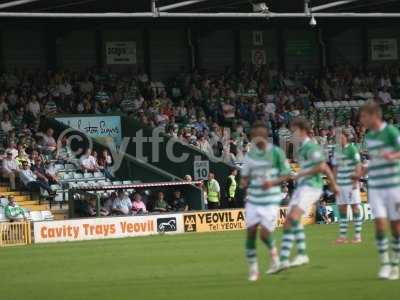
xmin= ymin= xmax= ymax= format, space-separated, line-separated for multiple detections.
xmin=2 ymin=152 xmax=19 ymax=190
xmin=112 ymin=190 xmax=132 ymax=215
xmin=26 ymin=96 xmax=41 ymax=118
xmin=79 ymin=149 xmax=99 ymax=172
xmin=19 ymin=162 xmax=54 ymax=194
xmin=378 ymin=87 xmax=392 ymax=105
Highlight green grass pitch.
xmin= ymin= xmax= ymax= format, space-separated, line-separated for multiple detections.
xmin=0 ymin=222 xmax=399 ymax=300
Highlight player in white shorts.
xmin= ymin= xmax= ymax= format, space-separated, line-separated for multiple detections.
xmin=353 ymin=102 xmax=400 ymax=280
xmin=333 ymin=131 xmax=363 ymax=244
xmin=241 ymin=122 xmax=291 ymax=281
xmin=271 ymin=117 xmax=339 ymax=273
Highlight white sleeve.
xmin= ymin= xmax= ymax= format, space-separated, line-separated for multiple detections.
xmin=241 ymin=155 xmax=251 ymax=177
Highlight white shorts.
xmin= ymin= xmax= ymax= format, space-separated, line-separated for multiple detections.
xmin=245 ymin=202 xmax=279 ymax=232
xmin=289 ymin=185 xmax=322 ymax=213
xmin=336 ymin=186 xmax=361 ymax=205
xmin=368 ymin=188 xmax=400 ymax=221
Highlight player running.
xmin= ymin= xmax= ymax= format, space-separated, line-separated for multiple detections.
xmin=353 ymin=101 xmax=400 ymax=280
xmin=241 ymin=122 xmax=291 ymax=281
xmin=271 ymin=117 xmax=339 ymax=273
xmin=333 ymin=131 xmax=364 ymax=244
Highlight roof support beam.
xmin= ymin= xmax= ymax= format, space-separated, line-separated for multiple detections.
xmin=0 ymin=0 xmax=41 ymax=10
xmin=158 ymin=0 xmax=210 ymax=12
xmin=311 ymin=0 xmax=361 ymax=12
xmin=0 ymin=12 xmax=400 ymax=18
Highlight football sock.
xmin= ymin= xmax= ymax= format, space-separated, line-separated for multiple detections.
xmin=261 ymin=234 xmax=275 ymax=251
xmin=391 ymin=236 xmax=400 ymax=267
xmin=353 ymin=210 xmax=362 ymax=239
xmin=293 ymin=220 xmax=307 ymax=255
xmin=376 ymin=232 xmax=390 ymax=265
xmin=280 ymin=223 xmax=295 ymax=262
xmin=245 ymin=235 xmax=257 ymax=265
xmin=339 ymin=210 xmax=348 ymax=238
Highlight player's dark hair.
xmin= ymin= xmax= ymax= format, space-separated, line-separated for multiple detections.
xmin=360 ymin=100 xmax=382 ymax=118
xmin=290 ymin=117 xmax=312 ymax=133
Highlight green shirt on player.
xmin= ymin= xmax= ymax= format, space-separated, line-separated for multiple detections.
xmin=297 ymin=138 xmax=325 ymax=189
xmin=242 ymin=144 xmax=291 ymax=206
xmin=365 ymin=123 xmax=400 ymax=190
xmin=334 ymin=143 xmax=361 ymax=187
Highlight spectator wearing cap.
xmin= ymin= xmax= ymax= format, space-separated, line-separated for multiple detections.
xmin=5 ymin=196 xmax=26 ymax=222
xmin=131 ymin=193 xmax=147 ymax=215
xmin=2 ymin=151 xmax=19 ymax=190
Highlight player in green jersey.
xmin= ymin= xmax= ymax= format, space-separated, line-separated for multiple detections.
xmin=354 ymin=101 xmax=400 ymax=280
xmin=271 ymin=117 xmax=339 ymax=273
xmin=241 ymin=122 xmax=291 ymax=281
xmin=333 ymin=131 xmax=363 ymax=244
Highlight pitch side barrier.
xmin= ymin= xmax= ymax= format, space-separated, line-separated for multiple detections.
xmin=32 ymin=203 xmax=374 ymax=244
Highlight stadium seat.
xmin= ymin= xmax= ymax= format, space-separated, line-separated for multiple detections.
xmin=112 ymin=181 xmax=123 ymax=185
xmin=29 ymin=211 xmax=44 ymax=222
xmin=74 ymin=173 xmax=83 ymax=179
xmin=93 ymin=172 xmax=103 ymax=178
xmin=65 ymin=164 xmax=75 ymax=170
xmin=84 ymin=172 xmax=93 ymax=179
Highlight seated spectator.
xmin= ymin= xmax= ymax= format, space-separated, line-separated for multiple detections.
xmin=5 ymin=196 xmax=26 ymax=222
xmin=170 ymin=190 xmax=188 ymax=212
xmin=15 ymin=148 xmax=31 ymax=167
xmin=100 ymin=192 xmax=116 ymax=217
xmin=2 ymin=151 xmax=19 ymax=190
xmin=98 ymin=149 xmax=114 ymax=179
xmin=152 ymin=191 xmax=169 ymax=213
xmin=317 ymin=200 xmax=332 ymax=224
xmin=79 ymin=149 xmax=100 ymax=173
xmin=38 ymin=128 xmax=57 ymax=154
xmin=112 ymin=190 xmax=132 ymax=215
xmin=1 ymin=112 xmax=15 ymax=134
xmin=19 ymin=161 xmax=54 ymax=195
xmin=44 ymin=161 xmax=60 ymax=184
xmin=131 ymin=193 xmax=147 ymax=215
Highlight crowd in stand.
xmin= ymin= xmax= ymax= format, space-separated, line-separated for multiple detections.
xmin=1 ymin=63 xmax=400 ymax=216
xmin=76 ymin=189 xmax=189 ymax=218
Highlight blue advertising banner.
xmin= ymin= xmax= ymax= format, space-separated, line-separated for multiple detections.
xmin=55 ymin=115 xmax=122 ymax=146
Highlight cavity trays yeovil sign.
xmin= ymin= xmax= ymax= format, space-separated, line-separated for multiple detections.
xmin=34 ymin=214 xmax=184 ymax=243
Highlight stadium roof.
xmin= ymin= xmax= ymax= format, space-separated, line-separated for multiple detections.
xmin=0 ymin=0 xmax=400 ymax=17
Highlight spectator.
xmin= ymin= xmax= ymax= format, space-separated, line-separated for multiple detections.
xmin=98 ymin=149 xmax=114 ymax=179
xmin=4 ymin=196 xmax=26 ymax=222
xmin=79 ymin=149 xmax=100 ymax=173
xmin=2 ymin=151 xmax=19 ymax=190
xmin=170 ymin=190 xmax=188 ymax=212
xmin=132 ymin=193 xmax=147 ymax=214
xmin=100 ymin=192 xmax=116 ymax=217
xmin=152 ymin=191 xmax=169 ymax=213
xmin=19 ymin=161 xmax=54 ymax=195
xmin=317 ymin=200 xmax=332 ymax=224
xmin=38 ymin=128 xmax=57 ymax=154
xmin=226 ymin=168 xmax=238 ymax=208
xmin=112 ymin=190 xmax=132 ymax=215
xmin=207 ymin=172 xmax=220 ymax=209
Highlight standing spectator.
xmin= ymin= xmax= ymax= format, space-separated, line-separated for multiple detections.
xmin=207 ymin=172 xmax=220 ymax=209
xmin=4 ymin=196 xmax=26 ymax=222
xmin=2 ymin=151 xmax=19 ymax=190
xmin=131 ymin=193 xmax=147 ymax=214
xmin=226 ymin=168 xmax=238 ymax=208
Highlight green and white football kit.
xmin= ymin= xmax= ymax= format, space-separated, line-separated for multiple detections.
xmin=334 ymin=143 xmax=362 ymax=205
xmin=288 ymin=138 xmax=324 ymax=213
xmin=242 ymin=143 xmax=291 ymax=231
